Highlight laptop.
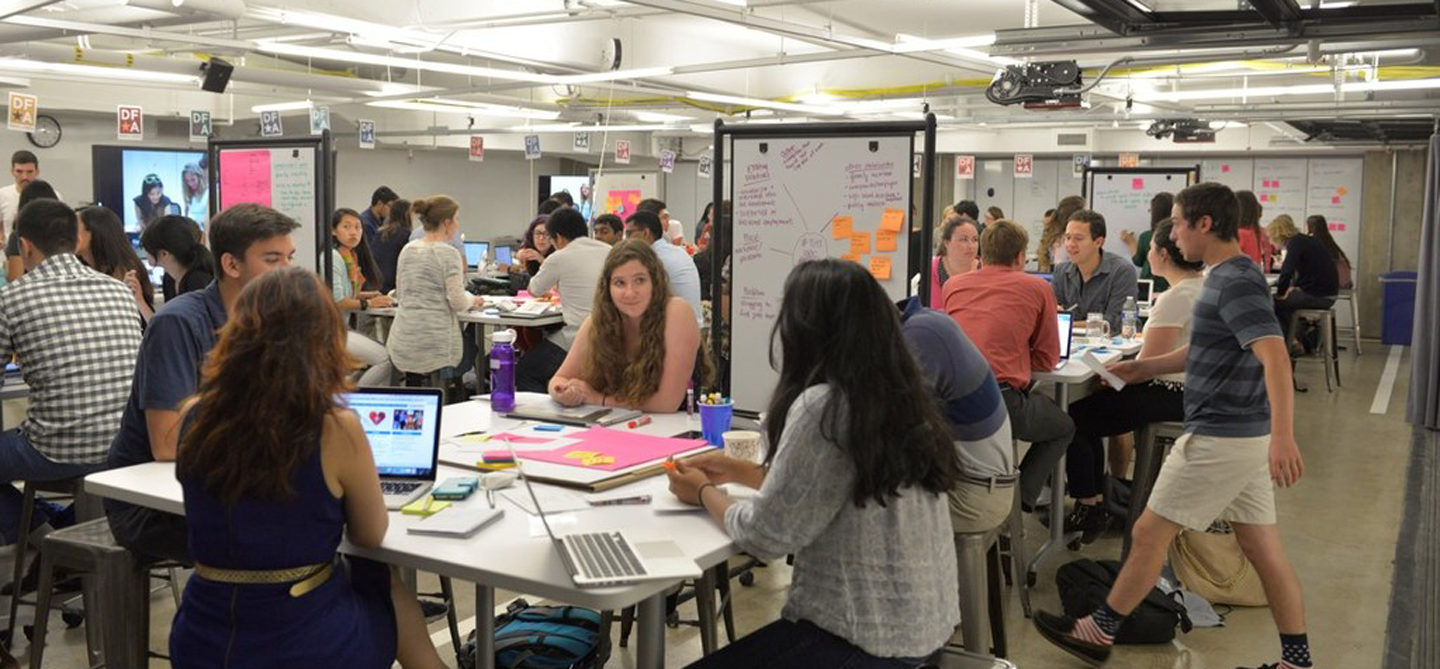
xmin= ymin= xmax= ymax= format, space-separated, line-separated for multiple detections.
xmin=494 ymin=245 xmax=515 ymax=266
xmin=346 ymin=387 xmax=444 ymax=510
xmin=1136 ymin=279 xmax=1154 ymax=307
xmin=464 ymin=241 xmax=490 ymax=270
xmin=1055 ymin=311 xmax=1075 ymax=370
xmin=507 ymin=442 xmax=702 ymax=588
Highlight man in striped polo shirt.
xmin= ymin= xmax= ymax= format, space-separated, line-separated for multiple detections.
xmin=1035 ymin=182 xmax=1313 ymax=669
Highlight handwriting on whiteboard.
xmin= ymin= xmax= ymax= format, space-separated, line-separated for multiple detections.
xmin=844 ymin=161 xmax=903 ymax=208
xmin=782 ymin=141 xmax=825 ymax=172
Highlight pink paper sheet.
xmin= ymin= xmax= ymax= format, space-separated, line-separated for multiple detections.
xmin=518 ymin=427 xmax=708 ymax=472
xmin=490 ymin=433 xmax=554 ymax=445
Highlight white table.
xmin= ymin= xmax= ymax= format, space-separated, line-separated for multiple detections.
xmin=365 ymin=306 xmax=565 ymax=387
xmin=85 ymin=402 xmax=733 ymax=669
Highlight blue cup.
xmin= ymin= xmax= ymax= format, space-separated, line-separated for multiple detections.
xmin=699 ymin=402 xmax=733 ymax=446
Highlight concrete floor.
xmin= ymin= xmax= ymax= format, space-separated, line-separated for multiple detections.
xmin=3 ymin=341 xmax=1415 ymax=668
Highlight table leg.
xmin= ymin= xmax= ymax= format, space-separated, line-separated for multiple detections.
xmin=473 ymin=584 xmax=496 ymax=669
xmin=636 ymin=591 xmax=667 ymax=669
xmin=695 ymin=571 xmax=717 ymax=656
xmin=1027 ymin=383 xmax=1082 ymax=579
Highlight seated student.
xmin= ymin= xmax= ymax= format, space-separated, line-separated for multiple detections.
xmin=900 ymin=297 xmax=1015 ymax=536
xmin=1267 ymin=214 xmax=1339 ymax=350
xmin=1053 ymin=209 xmax=1138 ymax=332
xmin=548 ymin=239 xmax=699 ymax=412
xmin=6 ymin=179 xmax=60 ymax=282
xmin=1120 ymin=192 xmax=1174 ymax=292
xmin=666 ymin=259 xmax=960 ymax=668
xmin=0 ymin=200 xmax=143 ymax=543
xmin=929 ymin=214 xmax=979 ymax=310
xmin=330 ymin=208 xmax=395 ymax=386
xmin=592 ymin=213 xmax=623 ymax=246
xmin=107 ymin=204 xmax=299 ymax=563
xmin=371 ymin=199 xmax=411 ymax=294
xmin=945 ymin=219 xmax=1074 ymax=510
xmin=513 ymin=215 xmax=553 ymax=277
xmin=1306 ymin=215 xmax=1352 ymax=291
xmin=78 ymin=206 xmax=156 ymax=320
xmin=1060 ymin=219 xmax=1204 ymax=541
xmin=1236 ymin=190 xmax=1276 ymax=273
xmin=140 ymin=214 xmax=215 ymax=304
xmin=516 ymin=208 xmax=610 ymax=392
xmin=624 ymin=211 xmax=703 ymax=327
xmin=170 ymin=267 xmax=445 ymax=669
xmin=389 ymin=196 xmax=484 ymax=385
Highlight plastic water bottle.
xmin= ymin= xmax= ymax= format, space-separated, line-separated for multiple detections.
xmin=490 ymin=329 xmax=517 ymax=413
xmin=1121 ymin=296 xmax=1138 ymax=340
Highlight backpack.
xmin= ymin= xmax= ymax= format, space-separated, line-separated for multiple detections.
xmin=457 ymin=599 xmax=611 ymax=669
xmin=1056 ymin=558 xmax=1193 ymax=644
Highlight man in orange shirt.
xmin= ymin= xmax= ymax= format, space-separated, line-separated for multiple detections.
xmin=943 ymin=219 xmax=1074 ymax=510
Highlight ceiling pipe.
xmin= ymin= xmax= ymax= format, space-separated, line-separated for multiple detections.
xmin=123 ymin=0 xmax=247 ymax=20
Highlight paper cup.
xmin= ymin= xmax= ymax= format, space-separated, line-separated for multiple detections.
xmin=722 ymin=430 xmax=763 ymax=463
xmin=699 ymin=402 xmax=733 ymax=446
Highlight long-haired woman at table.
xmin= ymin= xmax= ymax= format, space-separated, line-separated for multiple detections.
xmin=666 ymin=258 xmax=960 ymax=668
xmin=171 ymin=267 xmax=444 ymax=669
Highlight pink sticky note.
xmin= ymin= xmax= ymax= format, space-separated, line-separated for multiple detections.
xmin=1221 ymin=164 xmax=1231 ymax=173
xmin=1132 ymin=178 xmax=1145 ymax=190
xmin=491 ymin=433 xmax=556 ymax=445
xmin=1332 ymin=196 xmax=1341 ymax=204
xmin=1333 ymin=223 xmax=1346 ymax=232
xmin=1260 ymin=194 xmax=1269 ymax=202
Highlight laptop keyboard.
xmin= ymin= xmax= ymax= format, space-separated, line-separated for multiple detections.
xmin=567 ymin=533 xmax=648 ymax=580
xmin=381 ymin=481 xmax=424 ymax=496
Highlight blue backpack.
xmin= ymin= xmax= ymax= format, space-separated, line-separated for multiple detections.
xmin=461 ymin=599 xmax=610 ymax=669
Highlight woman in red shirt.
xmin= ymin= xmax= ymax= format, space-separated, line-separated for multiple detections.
xmin=1235 ymin=190 xmax=1275 ymax=272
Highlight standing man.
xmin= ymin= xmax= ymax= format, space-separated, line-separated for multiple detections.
xmin=625 ymin=210 xmax=703 ymax=327
xmin=1035 ymin=182 xmax=1311 ymax=669
xmin=106 ymin=204 xmax=299 ymax=562
xmin=0 ymin=151 xmax=47 ymax=237
xmin=360 ymin=186 xmax=398 ymax=248
xmin=516 ymin=208 xmax=611 ymax=392
xmin=1052 ymin=209 xmax=1138 ymax=332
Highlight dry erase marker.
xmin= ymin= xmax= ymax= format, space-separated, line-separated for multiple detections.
xmin=628 ymin=416 xmax=652 ymax=429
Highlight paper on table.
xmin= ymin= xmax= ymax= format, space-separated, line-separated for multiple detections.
xmin=1080 ymin=351 xmax=1126 ymax=390
xmin=653 ymin=483 xmax=760 ymax=513
xmin=447 ymin=436 xmax=580 ymax=455
xmin=529 ymin=514 xmax=579 ymax=538
xmin=501 ymin=487 xmax=590 ymax=515
xmin=518 ymin=428 xmax=707 ymax=472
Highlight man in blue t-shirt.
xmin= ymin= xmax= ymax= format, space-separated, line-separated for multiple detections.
xmin=105 ymin=204 xmax=298 ymax=562
xmin=1035 ymin=182 xmax=1313 ymax=669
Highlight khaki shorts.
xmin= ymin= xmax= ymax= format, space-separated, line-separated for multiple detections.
xmin=1147 ymin=432 xmax=1276 ymax=532
xmin=949 ymin=481 xmax=1015 ymax=534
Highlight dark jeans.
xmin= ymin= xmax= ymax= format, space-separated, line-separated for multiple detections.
xmin=1064 ymin=381 xmax=1186 ymax=499
xmin=683 ymin=619 xmax=933 ymax=669
xmin=105 ymin=501 xmax=191 ymax=564
xmin=0 ymin=429 xmax=108 ymax=544
xmin=1275 ymin=289 xmax=1336 ymax=343
xmin=1000 ymin=386 xmax=1076 ymax=507
xmin=515 ymin=338 xmax=569 ymax=393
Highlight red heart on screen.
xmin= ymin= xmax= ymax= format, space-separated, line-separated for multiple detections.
xmin=369 ymin=411 xmax=385 ymax=425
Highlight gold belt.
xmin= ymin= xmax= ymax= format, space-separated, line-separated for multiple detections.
xmin=194 ymin=560 xmax=335 ymax=598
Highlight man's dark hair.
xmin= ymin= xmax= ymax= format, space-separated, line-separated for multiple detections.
xmin=16 ymin=199 xmax=77 ymax=256
xmin=545 ymin=207 xmax=588 ymax=243
xmin=370 ymin=186 xmax=398 ymax=207
xmin=10 ymin=150 xmax=37 ymax=168
xmin=19 ymin=180 xmax=57 ymax=208
xmin=953 ymin=200 xmax=980 ymax=221
xmin=1175 ymin=182 xmax=1240 ymax=242
xmin=626 ymin=211 xmax=664 ymax=241
xmin=550 ymin=191 xmax=575 ymax=207
xmin=1067 ymin=209 xmax=1107 ymax=241
xmin=537 ymin=198 xmax=563 ymax=216
xmin=210 ymin=204 xmax=300 ymax=268
xmin=636 ymin=198 xmax=667 ymax=214
xmin=594 ymin=213 xmax=623 ymax=235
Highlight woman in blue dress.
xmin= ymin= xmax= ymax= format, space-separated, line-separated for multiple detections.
xmin=170 ymin=266 xmax=445 ymax=669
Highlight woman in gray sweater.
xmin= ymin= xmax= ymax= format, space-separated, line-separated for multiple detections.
xmin=668 ymin=258 xmax=961 ymax=667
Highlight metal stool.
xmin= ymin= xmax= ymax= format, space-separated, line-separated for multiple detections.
xmin=29 ymin=518 xmax=152 ymax=669
xmin=1335 ymin=289 xmax=1361 ymax=355
xmin=1291 ymin=308 xmax=1339 ymax=391
xmin=1120 ymin=421 xmax=1186 ymax=561
xmin=954 ymin=528 xmax=1008 ymax=658
xmin=1003 ymin=441 xmax=1033 ymax=618
xmin=5 ymin=478 xmax=103 ymax=644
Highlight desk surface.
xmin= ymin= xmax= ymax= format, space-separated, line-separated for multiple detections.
xmin=85 ymin=401 xmax=734 ymax=611
xmin=365 ymin=307 xmax=563 ymax=328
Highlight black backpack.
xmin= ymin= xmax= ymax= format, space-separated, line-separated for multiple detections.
xmin=1056 ymin=558 xmax=1193 ymax=644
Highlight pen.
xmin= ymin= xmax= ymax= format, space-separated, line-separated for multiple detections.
xmin=423 ymin=495 xmax=434 ymax=514
xmin=486 ymin=488 xmax=495 ymax=509
xmin=588 ymin=495 xmax=652 ymax=506
xmin=628 ymin=416 xmax=653 ymax=429
xmin=453 ymin=430 xmax=487 ymax=438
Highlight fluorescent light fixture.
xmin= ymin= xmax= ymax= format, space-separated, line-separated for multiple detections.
xmin=687 ymin=91 xmax=833 ymax=115
xmin=889 ymin=33 xmax=996 ymax=54
xmin=632 ymin=110 xmax=694 ymax=122
xmin=251 ymin=100 xmax=313 ymax=113
xmin=256 ymin=41 xmax=670 ymax=86
xmin=366 ymin=99 xmax=561 ymax=120
xmin=1136 ymin=76 xmax=1440 ymax=102
xmin=0 ymin=58 xmax=198 ymax=83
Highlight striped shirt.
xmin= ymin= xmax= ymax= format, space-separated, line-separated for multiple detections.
xmin=1184 ymin=255 xmax=1282 ymax=438
xmin=0 ymin=254 xmax=142 ymax=463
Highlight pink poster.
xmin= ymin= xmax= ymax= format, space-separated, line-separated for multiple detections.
xmin=518 ymin=427 xmax=707 ymax=472
xmin=219 ymin=149 xmax=272 ymax=209
xmin=606 ymin=189 xmax=643 ymax=218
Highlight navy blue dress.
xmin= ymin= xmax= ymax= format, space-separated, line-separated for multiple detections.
xmin=170 ymin=440 xmax=397 ymax=668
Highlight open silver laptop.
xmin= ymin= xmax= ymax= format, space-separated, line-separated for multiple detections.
xmin=507 ymin=443 xmax=701 ymax=588
xmin=1136 ymin=279 xmax=1155 ymax=308
xmin=346 ymin=387 xmax=444 ymax=510
xmin=1055 ymin=311 xmax=1075 ymax=370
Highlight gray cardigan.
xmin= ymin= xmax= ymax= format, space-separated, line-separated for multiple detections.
xmin=723 ymin=384 xmax=960 ymax=658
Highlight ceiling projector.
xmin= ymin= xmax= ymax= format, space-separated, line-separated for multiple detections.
xmin=986 ymin=61 xmax=1083 ymax=108
xmin=1147 ymin=118 xmax=1218 ymax=143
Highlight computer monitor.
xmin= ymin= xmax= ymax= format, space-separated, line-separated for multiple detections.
xmin=1057 ymin=311 xmax=1074 ymax=360
xmin=495 ymin=245 xmax=515 ymax=266
xmin=1136 ymin=279 xmax=1154 ymax=305
xmin=464 ymin=241 xmax=490 ymax=269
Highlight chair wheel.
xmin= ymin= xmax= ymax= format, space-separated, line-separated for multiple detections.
xmin=62 ymin=611 xmax=84 ymax=628
xmin=738 ymin=572 xmax=755 ymax=587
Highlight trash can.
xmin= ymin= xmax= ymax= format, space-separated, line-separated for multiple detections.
xmin=1380 ymin=271 xmax=1418 ymax=345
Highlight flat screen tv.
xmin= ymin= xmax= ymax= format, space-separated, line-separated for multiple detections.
xmin=92 ymin=145 xmax=209 ymax=235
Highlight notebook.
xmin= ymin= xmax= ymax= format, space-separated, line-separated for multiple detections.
xmin=503 ymin=401 xmax=643 ymax=428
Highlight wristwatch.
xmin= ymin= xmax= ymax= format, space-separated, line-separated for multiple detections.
xmin=359 ymin=297 xmax=369 ymax=310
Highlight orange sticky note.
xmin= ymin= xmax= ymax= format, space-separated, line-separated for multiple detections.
xmin=851 ymin=232 xmax=871 ymax=255
xmin=880 ymin=208 xmax=905 ymax=233
xmin=876 ymin=228 xmax=898 ymax=252
xmin=841 ymin=253 xmax=861 ymax=263
xmin=869 ymin=255 xmax=892 ymax=280
xmin=831 ymin=215 xmax=853 ymax=240
xmin=1337 ymin=187 xmax=1348 ymax=196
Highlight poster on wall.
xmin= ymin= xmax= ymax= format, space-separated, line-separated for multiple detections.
xmin=573 ymin=132 xmax=591 ymax=152
xmin=1072 ymin=153 xmax=1091 ymax=177
xmin=698 ymin=155 xmax=712 ymax=179
xmin=606 ymin=189 xmax=642 ymax=219
xmin=189 ymin=111 xmax=212 ymax=142
xmin=1014 ymin=154 xmax=1033 ymax=178
xmin=259 ymin=110 xmax=283 ymax=137
xmin=469 ymin=136 xmax=485 ymax=162
xmin=309 ymin=106 xmax=330 ymax=135
xmin=659 ymin=149 xmax=676 ymax=174
xmin=615 ymin=139 xmax=631 ymax=164
xmin=118 ymin=105 xmax=144 ymax=140
xmin=524 ymin=134 xmax=542 ymax=160
xmin=1119 ymin=152 xmax=1140 ymax=168
xmin=8 ymin=93 xmax=37 ymax=132
xmin=956 ymin=155 xmax=975 ymax=180
xmin=358 ymin=120 xmax=376 ymax=149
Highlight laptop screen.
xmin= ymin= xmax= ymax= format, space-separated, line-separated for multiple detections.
xmin=1136 ymin=279 xmax=1154 ymax=304
xmin=1057 ymin=311 xmax=1074 ymax=360
xmin=464 ymin=241 xmax=489 ymax=268
xmin=495 ymin=246 xmax=514 ymax=266
xmin=344 ymin=388 xmax=443 ymax=479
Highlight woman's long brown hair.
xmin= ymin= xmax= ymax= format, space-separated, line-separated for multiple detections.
xmin=582 ymin=240 xmax=674 ymax=406
xmin=177 ymin=267 xmax=354 ymax=504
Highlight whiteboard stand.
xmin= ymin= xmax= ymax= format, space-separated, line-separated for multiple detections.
xmin=207 ymin=131 xmax=336 ymax=286
xmin=1082 ymin=165 xmax=1199 ymax=258
xmin=711 ymin=116 xmax=938 ymax=416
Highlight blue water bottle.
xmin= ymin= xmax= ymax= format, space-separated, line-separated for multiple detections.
xmin=490 ymin=329 xmax=517 ymax=413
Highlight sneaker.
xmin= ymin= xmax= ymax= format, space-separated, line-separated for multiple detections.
xmin=1066 ymin=503 xmax=1112 ymax=544
xmin=1033 ymin=610 xmax=1111 ymax=666
xmin=419 ymin=598 xmax=449 ymax=622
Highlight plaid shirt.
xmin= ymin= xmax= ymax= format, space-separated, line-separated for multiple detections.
xmin=0 ymin=254 xmax=142 ymax=464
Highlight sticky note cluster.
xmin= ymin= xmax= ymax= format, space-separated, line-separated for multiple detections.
xmin=564 ymin=450 xmax=616 ymax=467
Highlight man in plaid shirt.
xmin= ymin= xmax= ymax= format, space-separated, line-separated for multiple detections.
xmin=0 ymin=199 xmax=141 ymax=543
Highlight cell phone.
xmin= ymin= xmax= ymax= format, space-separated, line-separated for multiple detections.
xmin=432 ymin=477 xmax=479 ymax=500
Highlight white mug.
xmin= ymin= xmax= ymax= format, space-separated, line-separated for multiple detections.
xmin=1086 ymin=312 xmax=1110 ymax=339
